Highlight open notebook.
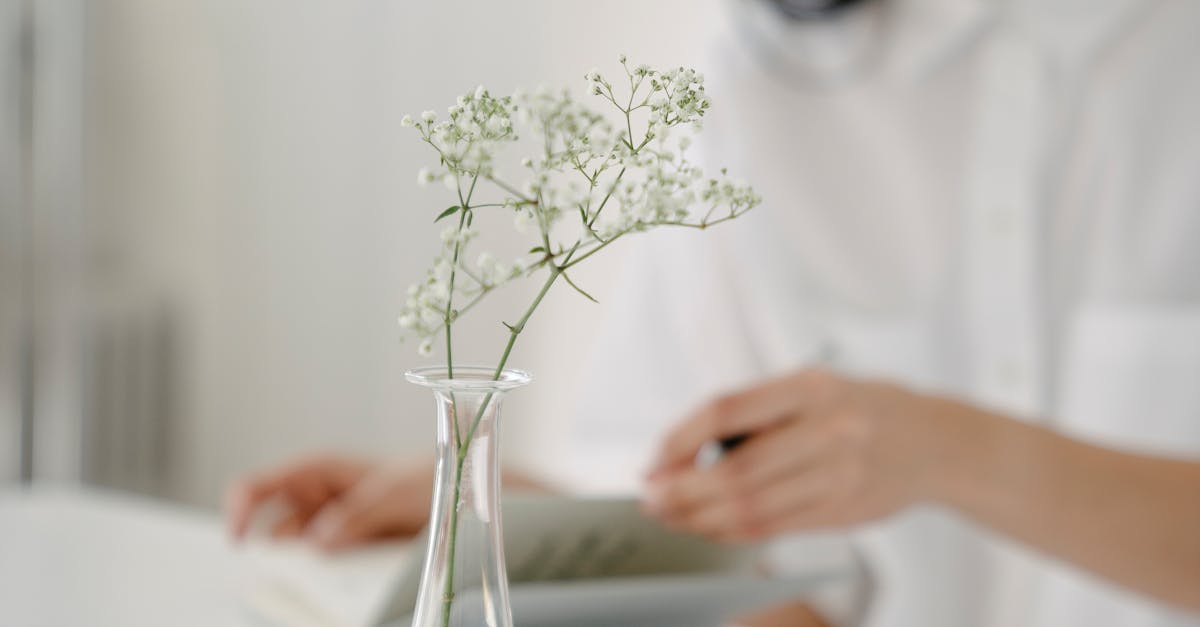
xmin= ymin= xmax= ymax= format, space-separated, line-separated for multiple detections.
xmin=239 ymin=495 xmax=781 ymax=627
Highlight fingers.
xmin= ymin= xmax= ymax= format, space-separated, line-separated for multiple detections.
xmin=645 ymin=404 xmax=869 ymax=539
xmin=267 ymin=491 xmax=331 ymax=539
xmin=650 ymin=437 xmax=869 ymax=539
xmin=308 ymin=504 xmax=391 ymax=551
xmin=648 ymin=369 xmax=836 ymax=476
xmin=306 ymin=473 xmax=416 ymax=551
xmin=755 ymin=502 xmax=853 ymax=537
xmin=226 ymin=474 xmax=286 ymax=540
xmin=225 ymin=455 xmax=364 ymax=541
xmin=644 ymin=425 xmax=807 ymax=516
xmin=225 ymin=455 xmax=427 ymax=552
xmin=646 ymin=437 xmax=837 ymax=540
xmin=270 ymin=512 xmax=308 ymax=538
xmin=644 ymin=406 xmax=844 ymax=515
xmin=678 ymin=467 xmax=833 ymax=541
xmin=644 ymin=370 xmax=940 ymax=541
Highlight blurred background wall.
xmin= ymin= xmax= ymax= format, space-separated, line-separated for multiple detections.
xmin=1 ymin=0 xmax=725 ymax=507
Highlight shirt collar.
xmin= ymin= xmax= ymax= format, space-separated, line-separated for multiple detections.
xmin=1007 ymin=0 xmax=1158 ymax=70
xmin=731 ymin=0 xmax=1157 ymax=83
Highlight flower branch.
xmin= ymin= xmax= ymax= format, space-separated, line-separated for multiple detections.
xmin=396 ymin=57 xmax=760 ymax=627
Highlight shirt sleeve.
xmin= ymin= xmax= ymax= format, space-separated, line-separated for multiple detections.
xmin=551 ymin=227 xmax=766 ymax=494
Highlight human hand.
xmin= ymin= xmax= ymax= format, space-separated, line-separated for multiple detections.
xmin=643 ymin=368 xmax=959 ymax=541
xmin=225 ymin=454 xmax=435 ymax=551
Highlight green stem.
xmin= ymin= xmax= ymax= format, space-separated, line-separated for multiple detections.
xmin=486 ymin=175 xmax=536 ymax=205
xmin=656 ymin=211 xmax=746 ymax=230
xmin=440 ymin=452 xmax=467 ymax=627
xmin=444 ymin=198 xmax=471 ymax=448
xmin=587 ymin=166 xmax=625 ymax=231
xmin=439 ymin=267 xmax=561 ymax=627
xmin=562 ymin=229 xmax=628 ymax=270
xmin=563 ymin=209 xmax=750 ymax=272
xmin=443 ymin=172 xmax=481 ymax=451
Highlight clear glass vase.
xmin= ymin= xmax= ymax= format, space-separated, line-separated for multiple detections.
xmin=405 ymin=365 xmax=532 ymax=627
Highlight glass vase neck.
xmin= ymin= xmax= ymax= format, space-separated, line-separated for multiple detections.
xmin=405 ymin=365 xmax=532 ymax=393
xmin=405 ymin=365 xmax=530 ymax=627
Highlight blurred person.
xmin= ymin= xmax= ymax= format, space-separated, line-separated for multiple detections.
xmin=228 ymin=0 xmax=1200 ymax=625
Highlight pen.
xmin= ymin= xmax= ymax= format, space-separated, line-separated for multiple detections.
xmin=709 ymin=343 xmax=836 ymax=460
xmin=719 ymin=433 xmax=750 ymax=452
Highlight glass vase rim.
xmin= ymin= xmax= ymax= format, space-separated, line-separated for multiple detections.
xmin=404 ymin=365 xmax=533 ymax=392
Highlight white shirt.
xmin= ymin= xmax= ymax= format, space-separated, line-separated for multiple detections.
xmin=563 ymin=0 xmax=1200 ymax=625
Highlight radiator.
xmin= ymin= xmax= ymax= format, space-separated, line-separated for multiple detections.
xmin=82 ymin=297 xmax=175 ymax=497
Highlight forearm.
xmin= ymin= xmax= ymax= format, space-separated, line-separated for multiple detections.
xmin=926 ymin=400 xmax=1200 ymax=609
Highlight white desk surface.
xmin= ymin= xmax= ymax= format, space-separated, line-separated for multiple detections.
xmin=0 ymin=486 xmax=258 ymax=627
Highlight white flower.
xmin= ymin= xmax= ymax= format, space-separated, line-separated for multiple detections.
xmin=440 ymin=224 xmax=476 ymax=246
xmin=420 ymin=307 xmax=443 ymax=328
xmin=513 ymin=208 xmax=533 ymax=233
xmin=475 ymin=252 xmax=513 ymax=286
xmin=430 ymin=282 xmax=450 ymax=303
xmin=396 ymin=59 xmax=759 ymax=351
xmin=515 ymin=256 xmax=534 ymax=275
xmin=587 ymin=126 xmax=610 ymax=148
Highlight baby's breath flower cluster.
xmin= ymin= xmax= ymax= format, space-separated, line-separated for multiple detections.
xmin=397 ymin=58 xmax=760 ymax=366
xmin=400 ymin=58 xmax=760 ymax=627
